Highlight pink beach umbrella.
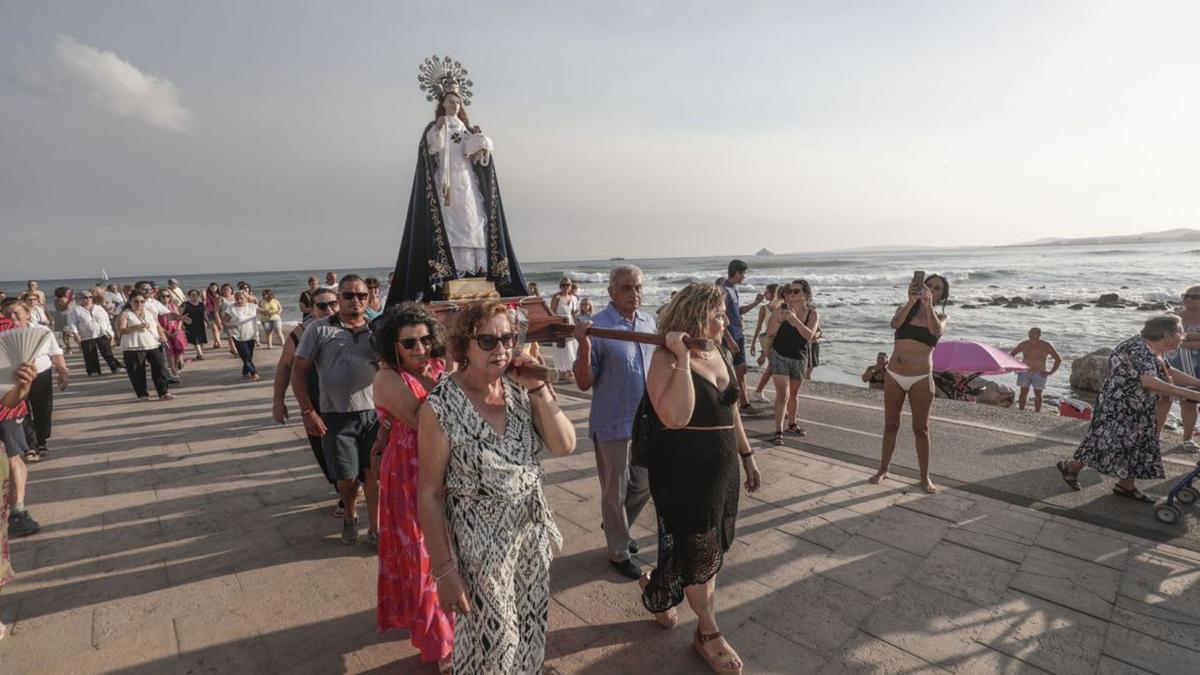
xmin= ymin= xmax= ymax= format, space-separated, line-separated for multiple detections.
xmin=932 ymin=338 xmax=1029 ymax=375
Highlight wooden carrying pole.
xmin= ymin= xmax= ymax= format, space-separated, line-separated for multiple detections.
xmin=423 ymin=296 xmax=715 ymax=382
xmin=535 ymin=323 xmax=714 ymax=351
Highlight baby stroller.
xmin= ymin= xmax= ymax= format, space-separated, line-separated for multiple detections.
xmin=933 ymin=371 xmax=984 ymax=402
xmin=1154 ymin=460 xmax=1200 ymax=525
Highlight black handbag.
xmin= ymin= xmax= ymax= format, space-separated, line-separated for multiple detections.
xmin=630 ymin=391 xmax=660 ymax=469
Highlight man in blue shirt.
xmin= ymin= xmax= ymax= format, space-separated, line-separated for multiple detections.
xmin=719 ymin=259 xmax=765 ymax=416
xmin=573 ymin=265 xmax=656 ymax=579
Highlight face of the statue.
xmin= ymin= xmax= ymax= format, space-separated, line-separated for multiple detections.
xmin=442 ymin=93 xmax=462 ymax=118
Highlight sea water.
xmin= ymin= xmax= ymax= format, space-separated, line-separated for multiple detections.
xmin=8 ymin=241 xmax=1191 ymax=398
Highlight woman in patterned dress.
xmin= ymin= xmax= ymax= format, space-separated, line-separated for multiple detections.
xmin=372 ymin=304 xmax=454 ymax=672
xmin=1056 ymin=315 xmax=1200 ymax=502
xmin=417 ymin=300 xmax=576 ymax=674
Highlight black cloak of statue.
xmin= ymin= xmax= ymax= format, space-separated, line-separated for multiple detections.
xmin=385 ymin=120 xmax=529 ymax=305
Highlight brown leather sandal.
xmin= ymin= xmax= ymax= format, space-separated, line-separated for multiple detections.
xmin=693 ymin=629 xmax=743 ymax=675
xmin=638 ymin=573 xmax=678 ymax=628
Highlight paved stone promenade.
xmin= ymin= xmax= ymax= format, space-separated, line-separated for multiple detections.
xmin=2 ymin=350 xmax=1199 ymax=673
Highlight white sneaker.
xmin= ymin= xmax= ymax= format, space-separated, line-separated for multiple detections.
xmin=1183 ymin=439 xmax=1199 ymax=453
xmin=753 ymin=391 xmax=769 ymax=403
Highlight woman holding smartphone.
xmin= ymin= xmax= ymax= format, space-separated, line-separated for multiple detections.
xmin=870 ymin=272 xmax=948 ymax=493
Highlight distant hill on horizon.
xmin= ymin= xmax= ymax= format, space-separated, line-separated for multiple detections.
xmin=1011 ymin=228 xmax=1200 ymax=247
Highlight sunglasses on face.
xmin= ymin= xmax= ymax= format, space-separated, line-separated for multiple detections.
xmin=341 ymin=292 xmax=368 ymax=301
xmin=1184 ymin=294 xmax=1200 ymax=300
xmin=313 ymin=301 xmax=337 ymax=310
xmin=472 ymin=332 xmax=517 ymax=350
xmin=397 ymin=334 xmax=436 ymax=350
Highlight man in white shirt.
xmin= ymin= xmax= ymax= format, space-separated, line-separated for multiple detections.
xmin=103 ymin=284 xmax=126 ymax=317
xmin=70 ymin=293 xmax=122 ymax=376
xmin=0 ymin=299 xmax=67 ymax=461
xmin=165 ymin=278 xmax=187 ymax=306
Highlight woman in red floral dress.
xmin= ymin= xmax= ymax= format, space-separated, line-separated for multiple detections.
xmin=371 ymin=304 xmax=453 ymax=671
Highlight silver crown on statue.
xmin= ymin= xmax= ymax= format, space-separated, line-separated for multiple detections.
xmin=417 ymin=55 xmax=474 ymax=106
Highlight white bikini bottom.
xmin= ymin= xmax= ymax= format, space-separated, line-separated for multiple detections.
xmin=886 ymin=368 xmax=934 ymax=394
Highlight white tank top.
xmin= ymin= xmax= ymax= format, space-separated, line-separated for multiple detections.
xmin=120 ymin=310 xmax=161 ymax=351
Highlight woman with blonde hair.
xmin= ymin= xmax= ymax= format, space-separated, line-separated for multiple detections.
xmin=637 ymin=282 xmax=762 ymax=675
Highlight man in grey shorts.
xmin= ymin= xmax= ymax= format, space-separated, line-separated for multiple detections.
xmin=1010 ymin=327 xmax=1062 ymax=413
xmin=292 ymin=275 xmax=380 ymax=545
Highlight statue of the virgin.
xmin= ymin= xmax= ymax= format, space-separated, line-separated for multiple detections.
xmin=385 ymin=55 xmax=529 ymax=303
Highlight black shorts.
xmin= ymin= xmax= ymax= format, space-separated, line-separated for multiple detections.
xmin=320 ymin=411 xmax=379 ymax=482
xmin=1 ymin=418 xmax=29 ymax=458
xmin=732 ymin=335 xmax=747 ymax=367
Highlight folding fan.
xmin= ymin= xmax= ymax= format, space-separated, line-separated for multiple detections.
xmin=0 ymin=327 xmax=52 ymax=397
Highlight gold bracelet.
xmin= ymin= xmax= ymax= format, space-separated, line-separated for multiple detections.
xmin=670 ymin=363 xmax=691 ymax=372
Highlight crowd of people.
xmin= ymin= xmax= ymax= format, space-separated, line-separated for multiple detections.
xmin=1 ymin=261 xmax=1196 ymax=673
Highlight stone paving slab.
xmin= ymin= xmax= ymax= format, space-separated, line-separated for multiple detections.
xmin=0 ymin=351 xmax=1198 ymax=673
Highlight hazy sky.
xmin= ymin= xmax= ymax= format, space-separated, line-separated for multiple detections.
xmin=2 ymin=1 xmax=1198 ymax=279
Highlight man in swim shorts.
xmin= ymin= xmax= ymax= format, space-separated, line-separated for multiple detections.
xmin=1010 ymin=327 xmax=1062 ymax=412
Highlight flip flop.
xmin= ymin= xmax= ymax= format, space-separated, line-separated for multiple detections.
xmin=769 ymin=432 xmax=784 ymax=446
xmin=1112 ymin=485 xmax=1155 ymax=503
xmin=1056 ymin=461 xmax=1080 ymax=491
xmin=786 ymin=423 xmax=807 ymax=437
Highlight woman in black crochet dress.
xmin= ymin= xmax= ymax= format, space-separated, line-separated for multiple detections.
xmin=637 ymin=282 xmax=762 ymax=675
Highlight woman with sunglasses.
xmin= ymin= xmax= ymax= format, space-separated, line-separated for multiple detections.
xmin=764 ymin=281 xmax=819 ymax=446
xmin=373 ymin=303 xmax=454 ymax=672
xmin=222 ymin=290 xmax=261 ymax=381
xmin=550 ymin=276 xmax=580 ymax=379
xmin=1160 ymin=286 xmax=1200 ymax=452
xmin=417 ymin=300 xmax=575 ymax=674
xmin=116 ymin=292 xmax=174 ymax=400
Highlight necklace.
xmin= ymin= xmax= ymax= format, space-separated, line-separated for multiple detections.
xmin=693 ymin=349 xmax=714 ymax=361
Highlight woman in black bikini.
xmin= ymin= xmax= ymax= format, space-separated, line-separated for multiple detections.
xmin=869 ymin=274 xmax=948 ymax=493
xmin=764 ymin=280 xmax=819 ymax=446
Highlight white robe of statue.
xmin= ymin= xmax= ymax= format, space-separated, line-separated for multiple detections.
xmin=426 ymin=115 xmax=494 ymax=275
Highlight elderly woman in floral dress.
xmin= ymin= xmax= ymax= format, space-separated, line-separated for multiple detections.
xmin=1057 ymin=315 xmax=1200 ymax=502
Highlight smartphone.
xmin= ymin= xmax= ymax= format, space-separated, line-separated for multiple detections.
xmin=910 ymin=271 xmax=925 ymax=294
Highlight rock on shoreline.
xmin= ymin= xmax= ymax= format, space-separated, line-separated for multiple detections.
xmin=1069 ymin=348 xmax=1112 ymax=392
